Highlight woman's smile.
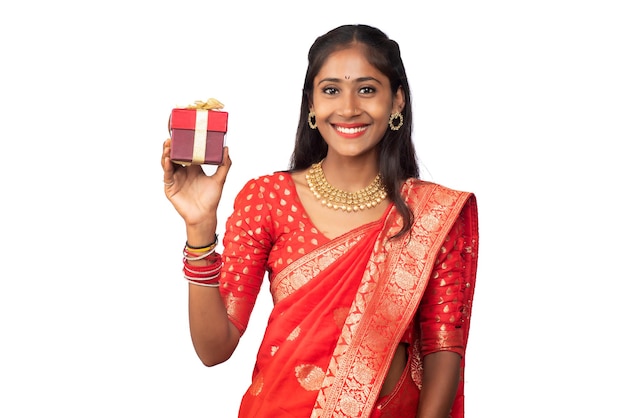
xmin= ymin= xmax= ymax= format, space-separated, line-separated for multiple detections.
xmin=333 ymin=123 xmax=369 ymax=138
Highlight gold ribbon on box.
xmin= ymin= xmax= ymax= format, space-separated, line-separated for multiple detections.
xmin=182 ymin=99 xmax=224 ymax=165
xmin=186 ymin=98 xmax=224 ymax=111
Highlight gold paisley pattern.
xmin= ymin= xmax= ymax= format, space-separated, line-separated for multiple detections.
xmin=250 ymin=373 xmax=264 ymax=396
xmin=287 ymin=326 xmax=301 ymax=341
xmin=333 ymin=307 xmax=351 ymax=329
xmin=295 ymin=364 xmax=326 ymax=391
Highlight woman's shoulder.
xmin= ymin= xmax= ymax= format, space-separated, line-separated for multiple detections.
xmin=234 ymin=171 xmax=295 ymax=205
xmin=402 ymin=178 xmax=475 ymax=203
xmin=239 ymin=171 xmax=293 ymax=191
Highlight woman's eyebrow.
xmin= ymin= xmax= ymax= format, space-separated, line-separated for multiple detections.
xmin=317 ymin=76 xmax=383 ymax=86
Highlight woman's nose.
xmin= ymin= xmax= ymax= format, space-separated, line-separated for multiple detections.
xmin=339 ymin=94 xmax=361 ymax=117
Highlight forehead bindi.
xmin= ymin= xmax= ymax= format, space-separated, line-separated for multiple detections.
xmin=315 ymin=46 xmax=387 ymax=86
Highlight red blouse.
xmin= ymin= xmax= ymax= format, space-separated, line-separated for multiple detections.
xmin=220 ymin=172 xmax=471 ymax=357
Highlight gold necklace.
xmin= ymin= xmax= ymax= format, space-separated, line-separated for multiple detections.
xmin=306 ymin=161 xmax=387 ymax=212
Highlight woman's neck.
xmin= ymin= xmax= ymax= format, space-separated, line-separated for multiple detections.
xmin=320 ymin=154 xmax=380 ymax=192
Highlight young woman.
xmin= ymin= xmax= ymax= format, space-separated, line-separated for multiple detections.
xmin=162 ymin=24 xmax=479 ymax=418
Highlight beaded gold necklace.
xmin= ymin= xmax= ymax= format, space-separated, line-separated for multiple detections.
xmin=306 ymin=161 xmax=388 ymax=212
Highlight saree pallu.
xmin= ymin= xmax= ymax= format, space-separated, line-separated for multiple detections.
xmin=309 ymin=181 xmax=478 ymax=418
xmin=220 ymin=175 xmax=478 ymax=418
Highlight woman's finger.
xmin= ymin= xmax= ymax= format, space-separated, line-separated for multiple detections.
xmin=162 ymin=139 xmax=176 ymax=187
xmin=212 ymin=147 xmax=232 ymax=185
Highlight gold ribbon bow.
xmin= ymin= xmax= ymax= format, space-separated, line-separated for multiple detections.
xmin=185 ymin=98 xmax=224 ymax=110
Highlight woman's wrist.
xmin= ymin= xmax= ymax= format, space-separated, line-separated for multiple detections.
xmin=185 ymin=219 xmax=218 ymax=248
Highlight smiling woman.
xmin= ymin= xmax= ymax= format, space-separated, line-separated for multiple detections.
xmin=309 ymin=44 xmax=405 ymax=169
xmin=162 ymin=23 xmax=479 ymax=418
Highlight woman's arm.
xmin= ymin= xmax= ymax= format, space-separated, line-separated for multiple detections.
xmin=185 ymin=220 xmax=240 ymax=366
xmin=162 ymin=140 xmax=239 ymax=366
xmin=416 ymin=214 xmax=472 ymax=417
xmin=188 ymin=284 xmax=241 ymax=366
xmin=416 ymin=351 xmax=461 ymax=418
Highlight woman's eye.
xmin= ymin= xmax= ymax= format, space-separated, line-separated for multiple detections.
xmin=359 ymin=86 xmax=376 ymax=94
xmin=322 ymin=87 xmax=339 ymax=95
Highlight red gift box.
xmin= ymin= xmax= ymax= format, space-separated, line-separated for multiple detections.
xmin=169 ymin=108 xmax=228 ymax=165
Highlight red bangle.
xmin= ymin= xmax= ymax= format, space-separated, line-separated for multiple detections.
xmin=185 ymin=277 xmax=221 ymax=287
xmin=183 ymin=261 xmax=222 ymax=277
xmin=182 ymin=253 xmax=222 ymax=287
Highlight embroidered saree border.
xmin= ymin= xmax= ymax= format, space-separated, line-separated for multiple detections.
xmin=311 ymin=181 xmax=474 ymax=418
xmin=270 ymin=220 xmax=380 ymax=304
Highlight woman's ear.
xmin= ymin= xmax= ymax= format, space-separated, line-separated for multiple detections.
xmin=307 ymin=92 xmax=315 ymax=112
xmin=393 ymin=86 xmax=406 ymax=113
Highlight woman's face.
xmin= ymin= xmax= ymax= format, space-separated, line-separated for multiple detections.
xmin=310 ymin=44 xmax=404 ymax=161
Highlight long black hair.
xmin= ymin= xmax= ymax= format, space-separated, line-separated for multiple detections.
xmin=289 ymin=24 xmax=419 ymax=237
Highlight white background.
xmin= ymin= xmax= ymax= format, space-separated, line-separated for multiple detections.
xmin=1 ymin=1 xmax=624 ymax=417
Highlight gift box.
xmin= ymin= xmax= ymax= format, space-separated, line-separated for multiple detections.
xmin=169 ymin=104 xmax=228 ymax=165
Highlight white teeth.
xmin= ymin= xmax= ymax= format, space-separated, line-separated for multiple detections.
xmin=335 ymin=126 xmax=366 ymax=134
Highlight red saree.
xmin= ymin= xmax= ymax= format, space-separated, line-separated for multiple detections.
xmin=219 ymin=173 xmax=479 ymax=418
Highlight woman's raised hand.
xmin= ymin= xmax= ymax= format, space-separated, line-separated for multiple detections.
xmin=161 ymin=138 xmax=232 ymax=228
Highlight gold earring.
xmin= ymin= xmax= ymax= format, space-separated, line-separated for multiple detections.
xmin=388 ymin=112 xmax=403 ymax=131
xmin=308 ymin=111 xmax=317 ymax=129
